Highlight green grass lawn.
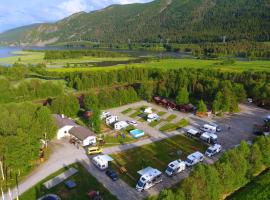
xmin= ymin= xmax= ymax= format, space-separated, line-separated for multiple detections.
xmin=121 ymin=108 xmax=133 ymax=114
xmin=228 ymin=168 xmax=270 ymax=200
xmin=110 ymin=135 xmax=208 ymax=187
xmin=149 ymin=119 xmax=163 ymax=127
xmin=159 ymin=119 xmax=189 ymax=132
xmin=157 ymin=111 xmax=166 ymax=116
xmin=129 ymin=109 xmax=142 ymax=118
xmin=20 ymin=163 xmax=117 ymax=200
xmin=165 ymin=114 xmax=177 ymax=122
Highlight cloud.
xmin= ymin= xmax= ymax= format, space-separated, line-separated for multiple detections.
xmin=0 ymin=0 xmax=153 ymax=32
xmin=59 ymin=0 xmax=88 ymax=15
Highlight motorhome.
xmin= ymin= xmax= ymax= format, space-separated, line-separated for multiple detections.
xmin=185 ymin=151 xmax=204 ymax=167
xmin=136 ymin=167 xmax=162 ymax=192
xmin=92 ymin=155 xmax=113 ymax=170
xmin=101 ymin=111 xmax=111 ymax=120
xmin=144 ymin=107 xmax=153 ymax=114
xmin=147 ymin=113 xmax=160 ymax=122
xmin=114 ymin=121 xmax=129 ymax=130
xmin=200 ymin=124 xmax=217 ymax=133
xmin=105 ymin=116 xmax=118 ymax=125
xmin=208 ymin=122 xmax=222 ymax=132
xmin=205 ymin=144 xmax=222 ymax=157
xmin=185 ymin=128 xmax=200 ymax=138
xmin=200 ymin=132 xmax=218 ymax=144
xmin=165 ymin=159 xmax=186 ymax=176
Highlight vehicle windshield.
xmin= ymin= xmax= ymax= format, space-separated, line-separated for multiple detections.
xmin=166 ymin=167 xmax=174 ymax=173
xmin=206 ymin=149 xmax=213 ymax=154
xmin=137 ymin=180 xmax=145 ymax=187
xmin=186 ymin=158 xmax=193 ymax=164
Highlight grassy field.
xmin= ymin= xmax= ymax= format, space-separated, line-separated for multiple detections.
xmin=227 ymin=169 xmax=270 ymax=200
xmin=159 ymin=119 xmax=189 ymax=132
xmin=46 ymin=58 xmax=270 ymax=73
xmin=110 ymin=135 xmax=208 ymax=187
xmin=20 ymin=163 xmax=117 ymax=200
xmin=0 ymin=51 xmax=132 ymax=66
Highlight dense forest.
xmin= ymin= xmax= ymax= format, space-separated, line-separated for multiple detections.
xmin=150 ymin=136 xmax=270 ymax=200
xmin=1 ymin=0 xmax=269 ymax=45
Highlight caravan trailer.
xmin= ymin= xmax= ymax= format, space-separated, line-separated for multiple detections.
xmin=136 ymin=167 xmax=162 ymax=192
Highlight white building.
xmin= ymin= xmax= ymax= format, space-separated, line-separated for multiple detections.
xmin=114 ymin=121 xmax=129 ymax=130
xmin=147 ymin=113 xmax=160 ymax=122
xmin=105 ymin=116 xmax=118 ymax=125
xmin=53 ymin=114 xmax=96 ymax=146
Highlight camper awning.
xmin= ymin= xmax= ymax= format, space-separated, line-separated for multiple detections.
xmin=137 ymin=167 xmax=154 ymax=175
xmin=99 ymin=155 xmax=113 ymax=162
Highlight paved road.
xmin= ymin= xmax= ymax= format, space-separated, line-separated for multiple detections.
xmin=4 ymin=102 xmax=269 ymax=200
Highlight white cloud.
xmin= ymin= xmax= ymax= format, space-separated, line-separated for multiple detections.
xmin=59 ymin=0 xmax=88 ymax=15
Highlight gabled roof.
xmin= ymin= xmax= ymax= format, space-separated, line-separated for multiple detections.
xmin=53 ymin=114 xmax=77 ymax=128
xmin=69 ymin=126 xmax=95 ymax=141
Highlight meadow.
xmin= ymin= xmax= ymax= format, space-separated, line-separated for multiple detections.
xmin=46 ymin=58 xmax=270 ymax=73
xmin=0 ymin=50 xmax=133 ymax=67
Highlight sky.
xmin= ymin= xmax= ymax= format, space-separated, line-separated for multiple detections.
xmin=0 ymin=0 xmax=153 ymax=33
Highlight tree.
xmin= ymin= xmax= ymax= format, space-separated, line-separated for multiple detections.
xmin=197 ymin=100 xmax=207 ymax=112
xmin=84 ymin=90 xmax=99 ymax=110
xmin=138 ymin=82 xmax=154 ymax=102
xmin=249 ymin=143 xmax=263 ymax=176
xmin=176 ymin=86 xmax=189 ymax=105
xmin=50 ymin=94 xmax=80 ymax=117
xmin=212 ymin=92 xmax=223 ymax=113
xmin=91 ymin=106 xmax=101 ymax=133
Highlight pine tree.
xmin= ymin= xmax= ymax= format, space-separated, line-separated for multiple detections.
xmin=176 ymin=86 xmax=189 ymax=105
xmin=197 ymin=100 xmax=207 ymax=112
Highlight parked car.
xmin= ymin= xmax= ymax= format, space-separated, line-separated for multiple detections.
xmin=205 ymin=144 xmax=222 ymax=157
xmin=128 ymin=120 xmax=138 ymax=126
xmin=88 ymin=146 xmax=103 ymax=155
xmin=105 ymin=169 xmax=119 ymax=181
xmin=185 ymin=151 xmax=204 ymax=167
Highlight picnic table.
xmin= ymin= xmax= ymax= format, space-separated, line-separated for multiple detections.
xmin=119 ymin=166 xmax=127 ymax=174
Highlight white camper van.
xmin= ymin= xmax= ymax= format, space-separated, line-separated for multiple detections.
xmin=205 ymin=144 xmax=222 ymax=157
xmin=165 ymin=159 xmax=186 ymax=176
xmin=185 ymin=151 xmax=204 ymax=167
xmin=105 ymin=116 xmax=118 ymax=125
xmin=200 ymin=124 xmax=217 ymax=134
xmin=101 ymin=111 xmax=111 ymax=120
xmin=185 ymin=128 xmax=200 ymax=138
xmin=92 ymin=155 xmax=113 ymax=170
xmin=200 ymin=132 xmax=218 ymax=144
xmin=136 ymin=167 xmax=162 ymax=192
xmin=114 ymin=121 xmax=129 ymax=130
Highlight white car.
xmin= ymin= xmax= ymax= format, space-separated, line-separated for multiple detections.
xmin=205 ymin=144 xmax=222 ymax=157
xmin=128 ymin=120 xmax=138 ymax=126
xmin=185 ymin=151 xmax=204 ymax=167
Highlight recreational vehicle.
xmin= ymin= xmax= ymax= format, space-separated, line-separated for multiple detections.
xmin=200 ymin=132 xmax=218 ymax=144
xmin=185 ymin=151 xmax=204 ymax=167
xmin=105 ymin=116 xmax=118 ymax=125
xmin=165 ymin=159 xmax=186 ymax=176
xmin=92 ymin=155 xmax=113 ymax=170
xmin=136 ymin=167 xmax=162 ymax=192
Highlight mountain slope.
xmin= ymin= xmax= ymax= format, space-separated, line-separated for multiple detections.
xmin=0 ymin=0 xmax=269 ymax=45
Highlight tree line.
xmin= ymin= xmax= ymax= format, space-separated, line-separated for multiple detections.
xmin=44 ymin=49 xmax=128 ymax=60
xmin=150 ymin=136 xmax=270 ymax=200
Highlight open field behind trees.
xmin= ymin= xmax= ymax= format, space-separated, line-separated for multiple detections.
xmin=20 ymin=163 xmax=117 ymax=200
xmin=110 ymin=135 xmax=208 ymax=187
xmin=46 ymin=58 xmax=270 ymax=73
xmin=0 ymin=51 xmax=133 ymax=66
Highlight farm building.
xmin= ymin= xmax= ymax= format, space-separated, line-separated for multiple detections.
xmin=53 ymin=114 xmax=96 ymax=146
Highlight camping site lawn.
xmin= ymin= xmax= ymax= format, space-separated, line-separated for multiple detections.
xmin=110 ymin=135 xmax=208 ymax=187
xmin=20 ymin=163 xmax=117 ymax=200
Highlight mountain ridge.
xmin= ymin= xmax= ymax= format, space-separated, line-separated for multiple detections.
xmin=0 ymin=0 xmax=269 ymax=45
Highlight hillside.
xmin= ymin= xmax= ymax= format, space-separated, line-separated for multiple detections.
xmin=0 ymin=0 xmax=270 ymax=45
